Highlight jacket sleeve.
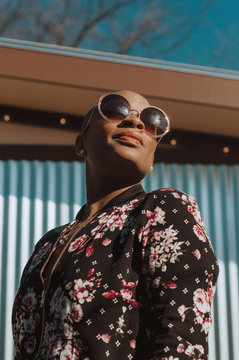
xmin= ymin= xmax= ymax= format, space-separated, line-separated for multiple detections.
xmin=19 ymin=224 xmax=66 ymax=285
xmin=139 ymin=190 xmax=219 ymax=360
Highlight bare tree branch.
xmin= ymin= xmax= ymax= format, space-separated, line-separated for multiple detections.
xmin=71 ymin=0 xmax=134 ymax=47
xmin=0 ymin=0 xmax=218 ymax=68
xmin=0 ymin=0 xmax=23 ymax=34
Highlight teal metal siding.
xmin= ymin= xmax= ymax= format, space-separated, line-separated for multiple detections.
xmin=0 ymin=161 xmax=238 ymax=360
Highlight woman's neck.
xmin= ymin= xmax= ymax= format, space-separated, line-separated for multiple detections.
xmin=83 ymin=181 xmax=140 ymax=221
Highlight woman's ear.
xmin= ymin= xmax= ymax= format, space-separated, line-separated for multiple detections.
xmin=75 ymin=133 xmax=86 ymax=159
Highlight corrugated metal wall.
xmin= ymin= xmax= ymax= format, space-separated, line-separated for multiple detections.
xmin=0 ymin=160 xmax=238 ymax=360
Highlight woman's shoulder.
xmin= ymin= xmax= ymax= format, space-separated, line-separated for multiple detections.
xmin=142 ymin=188 xmax=205 ymax=231
xmin=33 ymin=221 xmax=75 ymax=251
xmin=144 ymin=187 xmax=198 ymax=208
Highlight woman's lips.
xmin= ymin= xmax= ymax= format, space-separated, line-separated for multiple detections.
xmin=116 ymin=135 xmax=141 ymax=145
xmin=113 ymin=132 xmax=142 ymax=146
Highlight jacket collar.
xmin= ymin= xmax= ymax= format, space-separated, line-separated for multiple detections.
xmin=76 ymin=184 xmax=145 ymax=220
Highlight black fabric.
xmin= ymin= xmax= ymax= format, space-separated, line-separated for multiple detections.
xmin=12 ymin=185 xmax=219 ymax=359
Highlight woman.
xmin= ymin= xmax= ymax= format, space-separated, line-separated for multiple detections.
xmin=12 ymin=90 xmax=219 ymax=359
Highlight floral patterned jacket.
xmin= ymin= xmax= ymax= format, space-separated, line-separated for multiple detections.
xmin=12 ymin=185 xmax=219 ymax=360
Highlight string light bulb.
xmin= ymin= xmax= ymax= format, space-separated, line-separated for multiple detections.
xmin=170 ymin=139 xmax=177 ymax=146
xmin=59 ymin=117 xmax=67 ymax=125
xmin=3 ymin=114 xmax=10 ymax=122
xmin=223 ymin=146 xmax=229 ymax=153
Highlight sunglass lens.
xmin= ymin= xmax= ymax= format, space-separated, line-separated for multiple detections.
xmin=100 ymin=94 xmax=130 ymax=120
xmin=141 ymin=107 xmax=168 ymax=136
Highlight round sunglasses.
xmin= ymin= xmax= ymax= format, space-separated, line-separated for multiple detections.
xmin=83 ymin=93 xmax=170 ymax=139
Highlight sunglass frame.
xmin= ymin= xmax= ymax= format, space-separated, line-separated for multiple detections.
xmin=98 ymin=92 xmax=170 ymax=139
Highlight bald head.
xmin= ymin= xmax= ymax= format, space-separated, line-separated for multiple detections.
xmin=116 ymin=90 xmax=150 ymax=110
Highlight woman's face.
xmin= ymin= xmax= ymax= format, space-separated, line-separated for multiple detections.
xmin=77 ymin=90 xmax=158 ymax=183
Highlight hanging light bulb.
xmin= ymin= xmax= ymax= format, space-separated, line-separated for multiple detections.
xmin=59 ymin=117 xmax=67 ymax=125
xmin=223 ymin=146 xmax=229 ymax=153
xmin=3 ymin=114 xmax=10 ymax=122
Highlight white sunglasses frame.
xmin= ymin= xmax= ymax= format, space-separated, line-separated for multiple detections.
xmin=81 ymin=92 xmax=170 ymax=139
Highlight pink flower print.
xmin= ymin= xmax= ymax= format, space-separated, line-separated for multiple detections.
xmin=188 ymin=195 xmax=198 ymax=207
xmin=94 ymin=232 xmax=103 ymax=240
xmin=187 ymin=205 xmax=194 ymax=214
xmin=193 ymin=224 xmax=207 ymax=242
xmin=21 ymin=289 xmax=37 ymax=312
xmin=152 ymin=277 xmax=161 ymax=288
xmin=101 ymin=334 xmax=110 ymax=343
xmin=194 ymin=344 xmax=205 ymax=354
xmin=98 ymin=212 xmax=110 ymax=224
xmin=181 ymin=194 xmax=188 ymax=202
xmin=102 ymin=285 xmax=138 ymax=307
xmin=113 ymin=213 xmax=128 ymax=230
xmin=121 ymin=197 xmax=140 ymax=211
xmin=71 ymin=302 xmax=83 ymax=323
xmin=55 ymin=294 xmax=71 ymax=320
xmin=120 ymin=289 xmax=133 ymax=301
xmin=47 ymin=335 xmax=62 ymax=357
xmin=146 ymin=206 xmax=165 ymax=225
xmin=162 ymin=280 xmax=177 ymax=289
xmin=160 ymin=188 xmax=176 ymax=191
xmin=68 ymin=234 xmax=88 ymax=253
xmin=138 ymin=225 xmax=150 ymax=246
xmin=178 ymin=304 xmax=187 ymax=322
xmin=29 ymin=242 xmax=52 ymax=271
xmin=87 ymin=268 xmax=95 ymax=277
xmin=102 ymin=290 xmax=118 ymax=299
xmin=62 ymin=221 xmax=76 ymax=233
xmin=148 ymin=247 xmax=158 ymax=271
xmin=177 ymin=343 xmax=185 ymax=353
xmin=23 ymin=316 xmax=36 ymax=334
xmin=171 ymin=192 xmax=181 ymax=198
xmin=162 ymin=225 xmax=179 ymax=242
xmin=73 ymin=279 xmax=94 ymax=304
xmin=207 ymin=282 xmax=216 ymax=305
xmin=158 ymin=252 xmax=170 ymax=265
xmin=106 ymin=214 xmax=119 ymax=228
xmin=193 ymin=209 xmax=204 ymax=225
xmin=129 ymin=299 xmax=139 ymax=308
xmin=194 ymin=312 xmax=204 ymax=325
xmin=121 ymin=279 xmax=135 ymax=288
xmin=178 ymin=304 xmax=187 ymax=316
xmin=202 ymin=316 xmax=212 ymax=333
xmin=91 ymin=224 xmax=103 ymax=236
xmin=193 ymin=249 xmax=201 ymax=259
xmin=61 ymin=323 xmax=74 ymax=340
xmin=177 ymin=342 xmax=205 ymax=358
xmin=193 ymin=288 xmax=210 ymax=314
xmin=102 ymin=238 xmax=111 ymax=246
xmin=185 ymin=344 xmax=194 ymax=356
xmin=153 ymin=230 xmax=164 ymax=241
xmin=25 ymin=336 xmax=36 ymax=354
xmin=60 ymin=344 xmax=73 ymax=360
xmin=130 ymin=340 xmax=136 ymax=348
xmin=50 ymin=286 xmax=63 ymax=312
xmin=159 ymin=239 xmax=173 ymax=253
xmin=86 ymin=243 xmax=94 ymax=257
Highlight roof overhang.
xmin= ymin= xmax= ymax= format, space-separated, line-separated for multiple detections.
xmin=1 ymin=37 xmax=239 ymax=140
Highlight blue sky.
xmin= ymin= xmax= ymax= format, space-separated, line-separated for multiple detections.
xmin=163 ymin=0 xmax=239 ymax=70
xmin=78 ymin=0 xmax=239 ymax=71
xmin=2 ymin=0 xmax=239 ymax=71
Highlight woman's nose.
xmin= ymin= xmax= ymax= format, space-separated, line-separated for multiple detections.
xmin=121 ymin=111 xmax=145 ymax=130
